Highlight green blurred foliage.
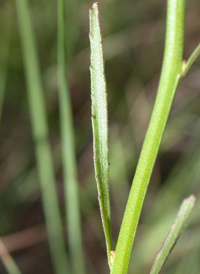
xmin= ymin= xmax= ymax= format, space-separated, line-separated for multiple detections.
xmin=0 ymin=0 xmax=200 ymax=273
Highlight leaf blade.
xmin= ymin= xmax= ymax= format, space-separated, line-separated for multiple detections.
xmin=89 ymin=2 xmax=112 ymax=267
xmin=150 ymin=195 xmax=196 ymax=274
xmin=57 ymin=0 xmax=85 ymax=273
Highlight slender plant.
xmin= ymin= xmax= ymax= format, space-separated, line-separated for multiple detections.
xmin=57 ymin=0 xmax=85 ymax=273
xmin=89 ymin=3 xmax=112 ymax=268
xmin=150 ymin=195 xmax=196 ymax=274
xmin=15 ymin=0 xmax=69 ymax=273
xmin=2 ymin=0 xmax=200 ymax=273
xmin=89 ymin=0 xmax=200 ymax=273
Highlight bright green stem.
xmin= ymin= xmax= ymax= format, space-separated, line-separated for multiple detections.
xmin=89 ymin=3 xmax=112 ymax=267
xmin=15 ymin=0 xmax=69 ymax=273
xmin=57 ymin=0 xmax=85 ymax=273
xmin=111 ymin=0 xmax=185 ymax=273
xmin=181 ymin=42 xmax=200 ymax=77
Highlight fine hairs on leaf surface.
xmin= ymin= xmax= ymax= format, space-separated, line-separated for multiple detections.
xmin=89 ymin=2 xmax=112 ymax=268
xmin=89 ymin=0 xmax=199 ymax=273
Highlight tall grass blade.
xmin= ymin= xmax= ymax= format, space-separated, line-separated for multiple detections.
xmin=57 ymin=0 xmax=85 ymax=273
xmin=150 ymin=195 xmax=196 ymax=274
xmin=15 ymin=0 xmax=69 ymax=273
xmin=89 ymin=2 xmax=112 ymax=267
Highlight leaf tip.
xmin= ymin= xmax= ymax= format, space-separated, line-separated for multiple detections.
xmin=184 ymin=194 xmax=196 ymax=204
xmin=90 ymin=2 xmax=99 ymax=11
xmin=93 ymin=2 xmax=99 ymax=7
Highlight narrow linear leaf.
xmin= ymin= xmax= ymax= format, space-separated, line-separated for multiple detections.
xmin=57 ymin=0 xmax=85 ymax=273
xmin=89 ymin=2 xmax=112 ymax=267
xmin=15 ymin=0 xmax=69 ymax=273
xmin=150 ymin=195 xmax=196 ymax=274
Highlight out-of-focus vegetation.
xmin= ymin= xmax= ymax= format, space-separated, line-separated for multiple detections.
xmin=0 ymin=0 xmax=200 ymax=273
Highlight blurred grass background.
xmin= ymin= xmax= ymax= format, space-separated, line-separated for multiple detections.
xmin=0 ymin=0 xmax=200 ymax=273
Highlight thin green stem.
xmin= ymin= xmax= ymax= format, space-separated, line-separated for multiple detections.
xmin=181 ymin=43 xmax=200 ymax=77
xmin=57 ymin=0 xmax=85 ymax=273
xmin=150 ymin=195 xmax=196 ymax=274
xmin=111 ymin=0 xmax=185 ymax=273
xmin=15 ymin=1 xmax=69 ymax=273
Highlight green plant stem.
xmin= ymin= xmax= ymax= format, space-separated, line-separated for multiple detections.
xmin=15 ymin=1 xmax=69 ymax=273
xmin=111 ymin=0 xmax=185 ymax=273
xmin=181 ymin=43 xmax=200 ymax=77
xmin=150 ymin=195 xmax=196 ymax=274
xmin=57 ymin=0 xmax=85 ymax=273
